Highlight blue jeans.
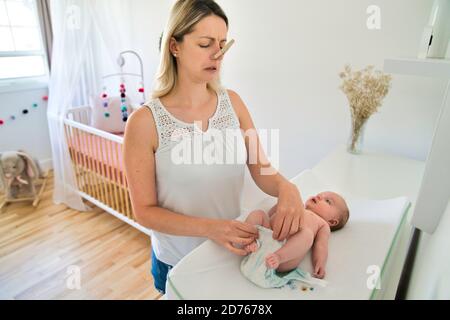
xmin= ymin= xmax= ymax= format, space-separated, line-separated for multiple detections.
xmin=151 ymin=249 xmax=173 ymax=294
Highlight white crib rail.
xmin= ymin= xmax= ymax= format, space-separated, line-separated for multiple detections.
xmin=63 ymin=106 xmax=151 ymax=235
xmin=66 ymin=106 xmax=92 ymax=125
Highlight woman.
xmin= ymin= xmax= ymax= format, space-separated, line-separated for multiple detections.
xmin=123 ymin=0 xmax=305 ymax=294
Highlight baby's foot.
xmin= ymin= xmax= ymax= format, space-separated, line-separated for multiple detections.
xmin=244 ymin=241 xmax=259 ymax=253
xmin=265 ymin=253 xmax=280 ymax=269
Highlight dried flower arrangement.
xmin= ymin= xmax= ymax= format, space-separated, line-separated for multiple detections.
xmin=339 ymin=65 xmax=392 ymax=153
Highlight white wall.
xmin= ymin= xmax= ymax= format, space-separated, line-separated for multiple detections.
xmin=221 ymin=0 xmax=446 ymax=177
xmin=0 ymin=87 xmax=52 ymax=171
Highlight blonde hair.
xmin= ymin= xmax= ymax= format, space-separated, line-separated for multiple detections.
xmin=152 ymin=0 xmax=228 ymax=99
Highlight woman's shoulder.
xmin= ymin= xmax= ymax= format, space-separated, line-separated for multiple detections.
xmin=225 ymin=88 xmax=247 ymax=120
xmin=124 ymin=103 xmax=159 ymax=152
xmin=225 ymin=88 xmax=241 ymax=104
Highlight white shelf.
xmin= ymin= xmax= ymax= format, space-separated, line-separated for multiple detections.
xmin=384 ymin=56 xmax=450 ymax=234
xmin=384 ymin=57 xmax=450 ymax=79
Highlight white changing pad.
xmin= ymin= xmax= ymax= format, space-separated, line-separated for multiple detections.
xmin=166 ymin=170 xmax=411 ymax=300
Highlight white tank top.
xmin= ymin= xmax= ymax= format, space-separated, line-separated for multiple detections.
xmin=143 ymin=88 xmax=247 ymax=266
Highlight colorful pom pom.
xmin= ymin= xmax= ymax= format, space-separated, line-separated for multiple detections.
xmin=42 ymin=96 xmax=48 ymax=101
xmin=138 ymin=88 xmax=144 ymax=93
xmin=0 ymin=119 xmax=4 ymax=125
xmin=104 ymin=112 xmax=110 ymax=118
xmin=32 ymin=103 xmax=38 ymax=108
xmin=23 ymin=109 xmax=29 ymax=114
xmin=102 ymin=93 xmax=108 ymax=98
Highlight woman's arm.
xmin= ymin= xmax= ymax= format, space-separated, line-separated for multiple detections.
xmin=227 ymin=90 xmax=306 ymax=241
xmin=123 ymin=107 xmax=257 ymax=255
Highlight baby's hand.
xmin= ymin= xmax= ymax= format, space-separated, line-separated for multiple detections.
xmin=265 ymin=253 xmax=281 ymax=269
xmin=313 ymin=264 xmax=326 ymax=279
xmin=244 ymin=241 xmax=259 ymax=253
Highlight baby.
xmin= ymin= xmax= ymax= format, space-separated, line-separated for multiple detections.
xmin=244 ymin=191 xmax=349 ymax=279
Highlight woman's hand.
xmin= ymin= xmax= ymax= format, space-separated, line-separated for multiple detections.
xmin=207 ymin=219 xmax=259 ymax=256
xmin=271 ymin=181 xmax=305 ymax=241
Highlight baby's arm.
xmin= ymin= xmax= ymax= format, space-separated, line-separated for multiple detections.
xmin=311 ymin=224 xmax=330 ymax=279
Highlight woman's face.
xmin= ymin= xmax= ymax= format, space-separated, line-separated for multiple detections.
xmin=171 ymin=14 xmax=228 ymax=83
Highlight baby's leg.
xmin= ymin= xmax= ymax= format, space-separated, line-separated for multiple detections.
xmin=245 ymin=209 xmax=271 ymax=229
xmin=265 ymin=229 xmax=314 ymax=272
xmin=267 ymin=205 xmax=278 ymax=229
xmin=244 ymin=210 xmax=270 ymax=253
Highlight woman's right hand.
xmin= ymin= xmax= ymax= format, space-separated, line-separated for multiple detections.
xmin=207 ymin=219 xmax=259 ymax=256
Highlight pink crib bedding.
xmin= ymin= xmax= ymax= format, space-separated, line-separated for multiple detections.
xmin=67 ymin=133 xmax=126 ymax=184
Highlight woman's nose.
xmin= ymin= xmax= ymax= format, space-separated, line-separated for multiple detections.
xmin=211 ymin=50 xmax=223 ymax=61
xmin=210 ymin=43 xmax=223 ymax=60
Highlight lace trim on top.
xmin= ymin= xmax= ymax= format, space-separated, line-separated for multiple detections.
xmin=144 ymin=88 xmax=240 ymax=152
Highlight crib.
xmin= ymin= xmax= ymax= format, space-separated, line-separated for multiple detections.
xmin=63 ymin=105 xmax=151 ymax=236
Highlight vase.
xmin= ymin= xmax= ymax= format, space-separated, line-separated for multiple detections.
xmin=347 ymin=118 xmax=367 ymax=154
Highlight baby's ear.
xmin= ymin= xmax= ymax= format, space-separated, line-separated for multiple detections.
xmin=328 ymin=219 xmax=339 ymax=227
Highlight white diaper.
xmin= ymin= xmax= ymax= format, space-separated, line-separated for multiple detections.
xmin=240 ymin=226 xmax=328 ymax=289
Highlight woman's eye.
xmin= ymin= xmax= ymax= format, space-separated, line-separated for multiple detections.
xmin=199 ymin=45 xmax=224 ymax=49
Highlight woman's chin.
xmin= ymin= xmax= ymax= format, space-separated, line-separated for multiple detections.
xmin=203 ymin=69 xmax=219 ymax=77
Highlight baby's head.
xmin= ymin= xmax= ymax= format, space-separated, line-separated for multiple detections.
xmin=305 ymin=191 xmax=349 ymax=231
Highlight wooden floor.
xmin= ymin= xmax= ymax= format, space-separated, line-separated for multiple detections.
xmin=0 ymin=172 xmax=162 ymax=300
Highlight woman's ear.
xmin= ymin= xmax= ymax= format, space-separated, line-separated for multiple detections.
xmin=169 ymin=36 xmax=179 ymax=56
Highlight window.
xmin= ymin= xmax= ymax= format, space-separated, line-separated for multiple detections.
xmin=0 ymin=0 xmax=48 ymax=81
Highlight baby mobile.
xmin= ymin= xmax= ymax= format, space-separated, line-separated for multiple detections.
xmin=0 ymin=96 xmax=48 ymax=128
xmin=101 ymin=50 xmax=146 ymax=122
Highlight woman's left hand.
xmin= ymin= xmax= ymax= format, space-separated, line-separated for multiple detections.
xmin=271 ymin=181 xmax=305 ymax=241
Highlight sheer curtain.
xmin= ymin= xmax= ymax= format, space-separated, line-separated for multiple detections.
xmin=47 ymin=0 xmax=132 ymax=210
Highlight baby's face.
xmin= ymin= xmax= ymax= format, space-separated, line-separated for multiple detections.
xmin=305 ymin=191 xmax=347 ymax=228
